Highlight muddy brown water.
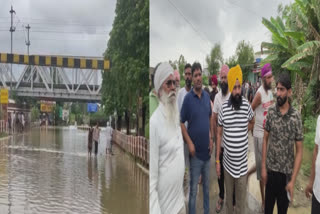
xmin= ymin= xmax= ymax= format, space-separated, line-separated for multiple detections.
xmin=0 ymin=128 xmax=148 ymax=214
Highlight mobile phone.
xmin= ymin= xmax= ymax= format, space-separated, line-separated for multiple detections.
xmin=287 ymin=191 xmax=291 ymax=202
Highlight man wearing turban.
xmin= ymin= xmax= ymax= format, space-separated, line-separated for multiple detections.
xmin=247 ymin=63 xmax=274 ymax=211
xmin=174 ymin=69 xmax=181 ymax=91
xmin=210 ymin=74 xmax=218 ymax=103
xmin=216 ymin=65 xmax=255 ymax=214
xmin=150 ymin=62 xmax=186 ymax=214
xmin=212 ymin=64 xmax=235 ymax=212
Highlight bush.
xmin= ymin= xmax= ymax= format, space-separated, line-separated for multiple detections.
xmin=303 ymin=116 xmax=317 ymax=151
xmin=89 ymin=110 xmax=108 ymax=126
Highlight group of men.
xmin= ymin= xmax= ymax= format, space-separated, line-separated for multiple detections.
xmin=150 ymin=61 xmax=319 ymax=214
xmin=87 ymin=122 xmax=113 ymax=157
xmin=8 ymin=111 xmax=26 ymax=133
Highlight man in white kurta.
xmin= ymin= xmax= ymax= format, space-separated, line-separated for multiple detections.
xmin=150 ymin=62 xmax=185 ymax=214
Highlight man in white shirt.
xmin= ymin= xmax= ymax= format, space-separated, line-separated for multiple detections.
xmin=150 ymin=62 xmax=185 ymax=214
xmin=212 ymin=64 xmax=231 ymax=213
xmin=12 ymin=111 xmax=16 ymax=133
xmin=305 ymin=115 xmax=320 ymax=214
xmin=177 ymin=64 xmax=192 ymax=113
xmin=106 ymin=122 xmax=114 ymax=155
xmin=248 ymin=63 xmax=274 ymax=211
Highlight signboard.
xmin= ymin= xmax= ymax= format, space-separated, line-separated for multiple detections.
xmin=0 ymin=89 xmax=8 ymax=104
xmin=40 ymin=101 xmax=55 ymax=112
xmin=87 ymin=103 xmax=98 ymax=113
xmin=40 ymin=103 xmax=54 ymax=112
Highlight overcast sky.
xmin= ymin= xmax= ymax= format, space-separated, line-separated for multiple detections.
xmin=0 ymin=0 xmax=116 ymax=82
xmin=0 ymin=0 xmax=116 ymax=57
xmin=150 ymin=0 xmax=293 ymax=67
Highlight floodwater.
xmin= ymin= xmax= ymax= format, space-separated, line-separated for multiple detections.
xmin=0 ymin=128 xmax=148 ymax=214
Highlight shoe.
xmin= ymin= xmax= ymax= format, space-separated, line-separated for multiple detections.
xmin=215 ymin=198 xmax=224 ymax=213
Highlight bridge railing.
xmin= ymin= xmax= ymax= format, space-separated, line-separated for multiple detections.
xmin=112 ymin=130 xmax=149 ymax=167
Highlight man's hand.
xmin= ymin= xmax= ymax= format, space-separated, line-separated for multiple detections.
xmin=305 ymin=183 xmax=313 ymax=199
xmin=209 ymin=138 xmax=214 ymax=155
xmin=285 ymin=181 xmax=294 ymax=202
xmin=188 ymin=143 xmax=196 ymax=157
xmin=261 ymin=166 xmax=267 ymax=186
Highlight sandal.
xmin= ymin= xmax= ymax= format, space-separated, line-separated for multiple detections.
xmin=215 ymin=198 xmax=224 ymax=213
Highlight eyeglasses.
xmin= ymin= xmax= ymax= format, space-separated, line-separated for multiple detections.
xmin=165 ymin=80 xmax=176 ymax=87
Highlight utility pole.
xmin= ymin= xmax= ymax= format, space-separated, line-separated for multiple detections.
xmin=9 ymin=5 xmax=16 ymax=91
xmin=26 ymin=24 xmax=30 ymax=55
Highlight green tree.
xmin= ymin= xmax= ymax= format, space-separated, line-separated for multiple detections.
xmin=225 ymin=55 xmax=238 ymax=68
xmin=259 ymin=0 xmax=320 ymax=114
xmin=206 ymin=43 xmax=224 ymax=75
xmin=235 ymin=40 xmax=255 ymax=81
xmin=102 ymin=0 xmax=149 ymax=136
xmin=168 ymin=54 xmax=189 ymax=88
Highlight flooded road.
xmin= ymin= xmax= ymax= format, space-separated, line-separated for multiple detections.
xmin=0 ymin=128 xmax=148 ymax=214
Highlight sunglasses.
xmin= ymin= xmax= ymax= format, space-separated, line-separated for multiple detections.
xmin=165 ymin=80 xmax=176 ymax=87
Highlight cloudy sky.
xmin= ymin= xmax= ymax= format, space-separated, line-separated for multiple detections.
xmin=0 ymin=0 xmax=116 ymax=82
xmin=150 ymin=0 xmax=293 ymax=67
xmin=0 ymin=0 xmax=116 ymax=57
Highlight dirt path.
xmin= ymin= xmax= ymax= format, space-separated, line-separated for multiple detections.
xmin=184 ymin=134 xmax=312 ymax=214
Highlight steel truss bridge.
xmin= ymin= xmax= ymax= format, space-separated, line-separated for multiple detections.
xmin=0 ymin=53 xmax=110 ymax=102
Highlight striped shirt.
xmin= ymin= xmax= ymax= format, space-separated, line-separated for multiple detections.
xmin=218 ymin=97 xmax=254 ymax=178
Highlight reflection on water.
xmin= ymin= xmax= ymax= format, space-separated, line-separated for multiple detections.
xmin=0 ymin=128 xmax=148 ymax=214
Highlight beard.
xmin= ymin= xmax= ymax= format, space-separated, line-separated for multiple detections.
xmin=185 ymin=79 xmax=192 ymax=88
xmin=230 ymin=93 xmax=242 ymax=110
xmin=220 ymin=82 xmax=228 ymax=96
xmin=277 ymin=96 xmax=287 ymax=107
xmin=159 ymin=89 xmax=179 ymax=126
xmin=263 ymin=78 xmax=272 ymax=91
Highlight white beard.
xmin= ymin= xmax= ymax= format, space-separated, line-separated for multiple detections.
xmin=159 ymin=89 xmax=179 ymax=127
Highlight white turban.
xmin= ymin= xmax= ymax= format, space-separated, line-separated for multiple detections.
xmin=154 ymin=62 xmax=174 ymax=94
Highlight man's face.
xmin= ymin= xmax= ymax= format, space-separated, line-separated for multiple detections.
xmin=212 ymin=83 xmax=217 ymax=91
xmin=220 ymin=72 xmax=228 ymax=95
xmin=220 ymin=73 xmax=227 ymax=84
xmin=161 ymin=74 xmax=176 ymax=101
xmin=232 ymin=80 xmax=241 ymax=98
xmin=175 ymin=78 xmax=180 ymax=89
xmin=263 ymin=74 xmax=273 ymax=90
xmin=184 ymin=67 xmax=192 ymax=87
xmin=276 ymin=82 xmax=291 ymax=107
xmin=192 ymin=69 xmax=202 ymax=90
xmin=230 ymin=80 xmax=242 ymax=110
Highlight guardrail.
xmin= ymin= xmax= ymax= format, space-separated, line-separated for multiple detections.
xmin=112 ymin=130 xmax=149 ymax=167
